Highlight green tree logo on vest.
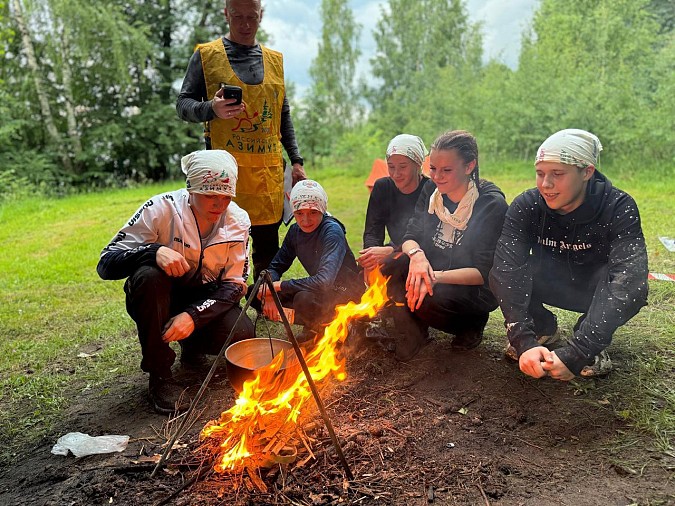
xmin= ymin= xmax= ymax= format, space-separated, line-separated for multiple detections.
xmin=232 ymin=99 xmax=274 ymax=133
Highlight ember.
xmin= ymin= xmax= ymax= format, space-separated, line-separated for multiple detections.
xmin=200 ymin=270 xmax=389 ymax=473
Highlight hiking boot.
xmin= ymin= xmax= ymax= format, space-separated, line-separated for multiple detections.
xmin=504 ymin=328 xmax=562 ymax=361
xmin=395 ymin=327 xmax=429 ymax=362
xmin=452 ymin=328 xmax=484 ymax=351
xmin=579 ymin=350 xmax=613 ymax=378
xmin=180 ymin=352 xmax=211 ymax=372
xmin=148 ymin=374 xmax=190 ymax=415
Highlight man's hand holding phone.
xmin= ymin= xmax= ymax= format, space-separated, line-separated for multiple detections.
xmin=212 ymin=83 xmax=245 ymax=120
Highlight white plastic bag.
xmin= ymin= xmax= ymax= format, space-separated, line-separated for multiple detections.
xmin=51 ymin=432 xmax=129 ymax=457
xmin=659 ymin=237 xmax=675 ymax=252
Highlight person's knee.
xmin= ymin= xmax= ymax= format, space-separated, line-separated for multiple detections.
xmin=198 ymin=307 xmax=254 ymax=354
xmin=124 ymin=266 xmax=173 ymax=320
xmin=126 ymin=265 xmax=171 ymax=294
xmin=220 ymin=306 xmax=255 ymax=344
xmin=381 ymin=253 xmax=408 ymax=279
xmin=292 ymin=290 xmax=321 ymax=315
xmin=232 ymin=311 xmax=255 ymax=342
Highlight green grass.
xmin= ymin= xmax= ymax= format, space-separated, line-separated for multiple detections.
xmin=0 ymin=161 xmax=673 ymax=463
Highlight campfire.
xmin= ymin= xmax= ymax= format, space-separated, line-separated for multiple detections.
xmin=200 ymin=270 xmax=389 ymax=475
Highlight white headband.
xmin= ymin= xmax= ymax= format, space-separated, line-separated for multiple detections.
xmin=386 ymin=134 xmax=428 ymax=166
xmin=181 ymin=150 xmax=238 ymax=196
xmin=290 ymin=180 xmax=328 ymax=215
xmin=535 ymin=129 xmax=602 ymax=169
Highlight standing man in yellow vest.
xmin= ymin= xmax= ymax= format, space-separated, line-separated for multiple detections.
xmin=177 ymin=0 xmax=306 ymax=278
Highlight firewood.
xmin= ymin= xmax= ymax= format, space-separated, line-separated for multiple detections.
xmin=246 ymin=467 xmax=268 ymax=492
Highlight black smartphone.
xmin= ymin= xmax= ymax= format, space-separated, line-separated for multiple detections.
xmin=219 ymin=83 xmax=242 ymax=105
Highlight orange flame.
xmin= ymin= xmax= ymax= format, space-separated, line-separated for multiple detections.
xmin=201 ymin=269 xmax=389 ymax=473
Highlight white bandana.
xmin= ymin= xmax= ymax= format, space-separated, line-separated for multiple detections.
xmin=289 ymin=179 xmax=328 ymax=214
xmin=181 ymin=150 xmax=238 ymax=196
xmin=386 ymin=134 xmax=428 ymax=166
xmin=535 ymin=129 xmax=602 ymax=169
xmin=427 ymin=180 xmax=479 ymax=244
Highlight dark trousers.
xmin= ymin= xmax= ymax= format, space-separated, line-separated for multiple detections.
xmin=249 ymin=285 xmax=362 ymax=331
xmin=250 ymin=220 xmax=282 ymax=281
xmin=529 ymin=263 xmax=606 ymax=336
xmin=278 ymin=289 xmax=357 ymax=331
xmin=124 ymin=265 xmax=254 ymax=377
xmin=382 ymin=254 xmax=493 ymax=337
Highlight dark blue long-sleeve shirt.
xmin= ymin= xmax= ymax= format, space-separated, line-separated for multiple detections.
xmin=268 ymin=216 xmax=361 ymax=297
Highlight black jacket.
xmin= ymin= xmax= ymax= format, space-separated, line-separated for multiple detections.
xmin=404 ymin=180 xmax=508 ymax=311
xmin=489 ymin=171 xmax=648 ymax=375
xmin=363 ymin=176 xmax=432 ymax=250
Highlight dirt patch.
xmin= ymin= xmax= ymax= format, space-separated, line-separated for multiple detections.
xmin=0 ymin=330 xmax=673 ymax=506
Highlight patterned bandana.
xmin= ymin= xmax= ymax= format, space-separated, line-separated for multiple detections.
xmin=386 ymin=134 xmax=428 ymax=167
xmin=181 ymin=150 xmax=238 ymax=196
xmin=289 ymin=179 xmax=328 ymax=214
xmin=535 ymin=129 xmax=603 ymax=169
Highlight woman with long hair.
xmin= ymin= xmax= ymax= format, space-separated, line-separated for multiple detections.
xmin=383 ymin=130 xmax=508 ymax=361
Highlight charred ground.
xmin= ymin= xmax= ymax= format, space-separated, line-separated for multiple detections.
xmin=0 ymin=324 xmax=673 ymax=506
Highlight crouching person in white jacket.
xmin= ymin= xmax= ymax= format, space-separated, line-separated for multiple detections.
xmin=97 ymin=150 xmax=254 ymax=414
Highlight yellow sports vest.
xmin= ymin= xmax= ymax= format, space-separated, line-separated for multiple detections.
xmin=198 ymin=39 xmax=285 ymax=226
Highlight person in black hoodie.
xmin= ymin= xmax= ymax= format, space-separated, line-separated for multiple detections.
xmin=489 ymin=129 xmax=648 ymax=380
xmin=382 ymin=130 xmax=508 ymax=361
xmin=259 ymin=180 xmax=364 ymax=343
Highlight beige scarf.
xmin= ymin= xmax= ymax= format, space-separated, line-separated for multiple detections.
xmin=427 ymin=180 xmax=478 ymax=244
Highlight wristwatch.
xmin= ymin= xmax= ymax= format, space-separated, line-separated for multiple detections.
xmin=407 ymin=247 xmax=424 ymax=258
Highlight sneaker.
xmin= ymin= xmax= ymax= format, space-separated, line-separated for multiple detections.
xmin=504 ymin=328 xmax=562 ymax=361
xmin=451 ymin=328 xmax=483 ymax=351
xmin=148 ymin=374 xmax=190 ymax=415
xmin=538 ymin=328 xmax=563 ymax=347
xmin=579 ymin=350 xmax=613 ymax=378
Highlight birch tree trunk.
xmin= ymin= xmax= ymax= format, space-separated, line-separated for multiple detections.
xmin=10 ymin=0 xmax=72 ymax=171
xmin=58 ymin=24 xmax=83 ymax=170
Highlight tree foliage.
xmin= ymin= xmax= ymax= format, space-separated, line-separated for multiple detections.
xmin=297 ymin=0 xmax=362 ymax=162
xmin=1 ymin=0 xmax=193 ymax=188
xmin=367 ymin=0 xmax=483 ymax=142
xmin=0 ymin=0 xmax=672 ymax=198
xmin=497 ymin=0 xmax=671 ymax=162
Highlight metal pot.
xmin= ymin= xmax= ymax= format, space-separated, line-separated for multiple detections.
xmin=225 ymin=338 xmax=299 ymax=393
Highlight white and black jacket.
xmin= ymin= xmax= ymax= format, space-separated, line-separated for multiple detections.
xmin=97 ymin=189 xmax=251 ymax=329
